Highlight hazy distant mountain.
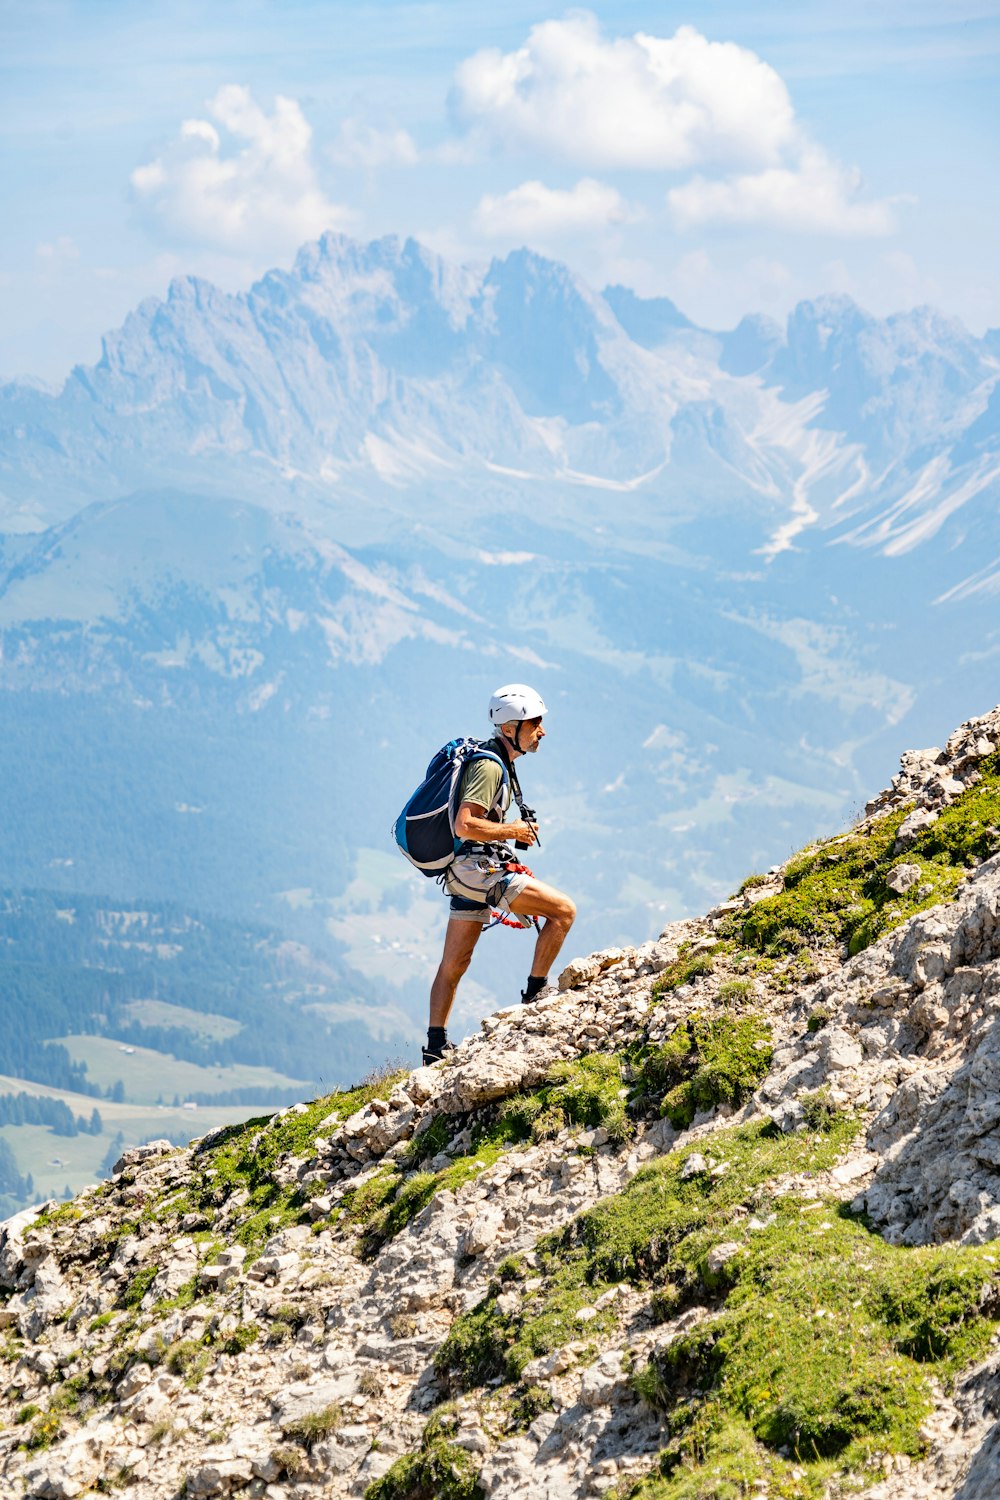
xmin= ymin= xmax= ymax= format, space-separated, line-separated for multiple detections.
xmin=0 ymin=231 xmax=998 ymax=1096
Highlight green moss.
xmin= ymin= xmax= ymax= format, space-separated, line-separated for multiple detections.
xmin=365 ymin=1407 xmax=484 ymax=1500
xmin=150 ymin=1274 xmax=200 ymax=1317
xmin=651 ymin=952 xmax=718 ymax=999
xmin=630 ymin=1208 xmax=1000 ymax=1497
xmin=725 ymin=759 xmax=1000 ymax=964
xmin=625 ymin=1408 xmax=827 ymax=1499
xmin=341 ymin=1166 xmax=401 ymax=1225
xmin=437 ymin=1119 xmax=860 ymax=1395
xmin=33 ymin=1202 xmax=82 ymax=1229
xmin=634 ymin=1013 xmax=773 ymax=1130
xmin=917 ymin=756 xmax=1000 ymax=865
xmin=120 ymin=1263 xmax=159 ymax=1309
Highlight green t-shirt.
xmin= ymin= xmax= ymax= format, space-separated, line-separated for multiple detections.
xmin=458 ymin=751 xmax=510 ymax=823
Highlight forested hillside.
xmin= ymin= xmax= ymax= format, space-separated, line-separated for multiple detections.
xmin=0 ymin=887 xmax=408 ymax=1211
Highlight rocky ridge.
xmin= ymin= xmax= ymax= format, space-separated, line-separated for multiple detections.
xmin=4 ymin=706 xmax=1000 ymax=1499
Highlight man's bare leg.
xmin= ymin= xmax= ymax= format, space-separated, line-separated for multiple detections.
xmin=429 ymin=918 xmax=484 ymax=1031
xmin=508 ymin=878 xmax=576 ymax=987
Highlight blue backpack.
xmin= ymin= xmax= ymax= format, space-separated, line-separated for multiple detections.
xmin=393 ymin=738 xmax=509 ymax=875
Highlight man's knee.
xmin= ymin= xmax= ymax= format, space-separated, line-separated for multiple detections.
xmin=552 ymin=893 xmax=576 ymax=928
xmin=441 ymin=948 xmax=475 ymax=983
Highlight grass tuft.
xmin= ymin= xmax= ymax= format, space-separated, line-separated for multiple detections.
xmin=282 ymin=1402 xmax=343 ymax=1446
xmin=633 ymin=1013 xmax=773 ymax=1129
xmin=364 ymin=1406 xmax=484 ymax=1500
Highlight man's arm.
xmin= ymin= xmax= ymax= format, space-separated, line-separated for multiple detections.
xmin=454 ymin=801 xmax=537 ymax=847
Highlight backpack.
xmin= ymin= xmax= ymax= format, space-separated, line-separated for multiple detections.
xmin=393 ymin=738 xmax=510 ymax=875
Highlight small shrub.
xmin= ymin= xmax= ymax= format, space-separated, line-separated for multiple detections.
xmin=165 ymin=1339 xmax=213 ymax=1389
xmin=717 ymin=978 xmax=753 ymax=1006
xmin=800 ymin=1088 xmax=844 ymax=1132
xmin=283 ymin=1402 xmax=342 ymax=1446
xmin=435 ymin=1298 xmax=514 ymax=1388
xmin=506 ymin=1383 xmax=553 ymax=1432
xmin=15 ymin=1403 xmax=41 ymax=1424
xmin=403 ymin=1113 xmax=452 ymax=1167
xmin=365 ymin=1407 xmax=484 ymax=1500
xmin=649 ymin=1283 xmax=682 ymax=1324
xmin=632 ymin=1357 xmax=672 ymax=1413
xmin=120 ymin=1263 xmax=158 ymax=1309
xmin=26 ymin=1410 xmax=63 ymax=1450
xmin=389 ymin=1313 xmax=418 ymax=1339
xmin=358 ymin=1368 xmax=382 ymax=1397
xmin=271 ymin=1443 xmax=308 ymax=1477
xmin=222 ymin=1321 xmax=260 ymax=1355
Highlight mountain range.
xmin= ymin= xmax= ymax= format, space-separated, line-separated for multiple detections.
xmin=0 ymin=232 xmax=998 ymax=1195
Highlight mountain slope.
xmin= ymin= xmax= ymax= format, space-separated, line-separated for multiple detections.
xmin=3 ymin=704 xmax=1000 ymax=1498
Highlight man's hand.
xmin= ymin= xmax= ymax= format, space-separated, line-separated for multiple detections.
xmin=454 ymin=800 xmax=539 ymax=846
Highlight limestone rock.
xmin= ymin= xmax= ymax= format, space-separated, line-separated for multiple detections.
xmin=461 ymin=1207 xmax=504 ymax=1257
xmin=22 ymin=1422 xmax=114 ymax=1499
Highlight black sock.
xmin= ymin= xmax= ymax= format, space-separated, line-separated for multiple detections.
xmin=523 ymin=975 xmax=547 ymax=1001
xmin=427 ymin=1026 xmax=447 ymax=1050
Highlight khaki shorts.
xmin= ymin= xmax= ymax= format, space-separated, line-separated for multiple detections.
xmin=444 ymin=849 xmax=532 ymax=924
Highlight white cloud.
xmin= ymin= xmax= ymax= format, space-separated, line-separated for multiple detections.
xmin=668 ymin=145 xmax=898 ymax=237
xmin=35 ymin=236 xmax=80 ymax=269
xmin=131 ymin=85 xmax=353 ymax=255
xmin=452 ymin=14 xmax=795 ymax=170
xmin=328 ymin=118 xmax=418 ymax=169
xmin=474 ymin=178 xmax=633 ymax=239
xmin=452 ymin=15 xmax=901 ymax=241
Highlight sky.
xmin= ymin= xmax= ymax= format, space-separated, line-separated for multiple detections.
xmin=2 ymin=0 xmax=998 ymax=383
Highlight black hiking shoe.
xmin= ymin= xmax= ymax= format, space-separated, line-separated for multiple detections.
xmin=422 ymin=1040 xmax=456 ymax=1066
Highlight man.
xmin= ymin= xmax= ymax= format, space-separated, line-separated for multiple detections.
xmin=424 ymin=684 xmax=576 ymax=1065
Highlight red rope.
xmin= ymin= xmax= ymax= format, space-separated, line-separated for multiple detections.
xmin=487 ymin=861 xmax=538 ymax=932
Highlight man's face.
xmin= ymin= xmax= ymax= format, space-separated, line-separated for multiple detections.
xmin=507 ymin=715 xmax=545 ymax=752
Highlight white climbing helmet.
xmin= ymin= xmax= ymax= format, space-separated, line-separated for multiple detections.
xmin=488 ymin=684 xmax=547 ymax=728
